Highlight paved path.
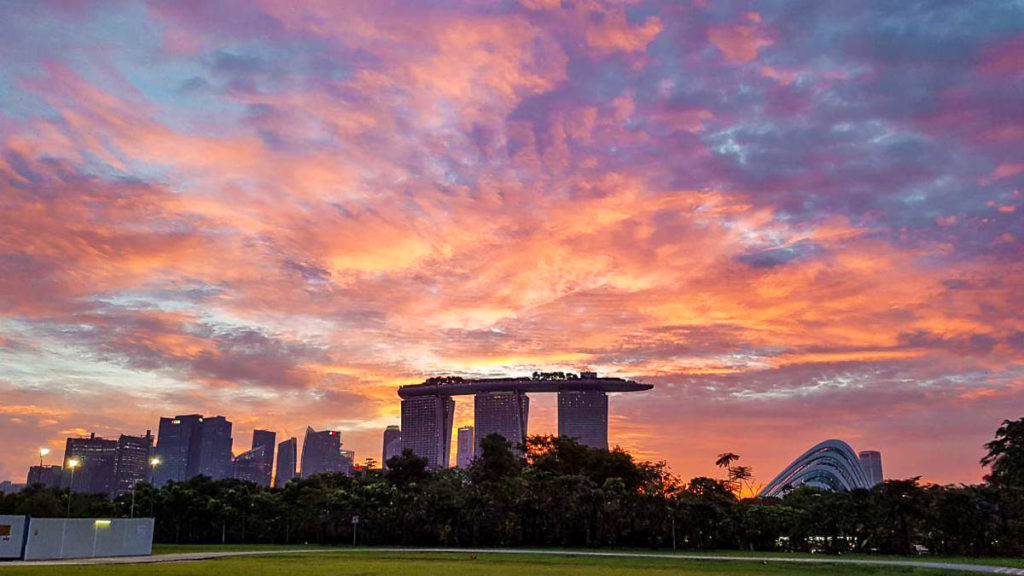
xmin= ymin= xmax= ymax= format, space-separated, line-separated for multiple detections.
xmin=2 ymin=547 xmax=1023 ymax=574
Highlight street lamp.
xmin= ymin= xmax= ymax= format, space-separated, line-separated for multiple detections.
xmin=39 ymin=447 xmax=51 ymax=468
xmin=66 ymin=458 xmax=80 ymax=518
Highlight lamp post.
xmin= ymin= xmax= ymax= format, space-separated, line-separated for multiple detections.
xmin=147 ymin=457 xmax=161 ymax=517
xmin=66 ymin=458 xmax=80 ymax=518
xmin=39 ymin=447 xmax=51 ymax=468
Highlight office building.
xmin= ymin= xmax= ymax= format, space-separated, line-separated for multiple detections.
xmin=114 ymin=431 xmax=153 ymax=494
xmin=0 ymin=481 xmax=25 ymax=495
xmin=558 ymin=389 xmax=608 ymax=449
xmin=26 ymin=465 xmax=62 ymax=488
xmin=300 ymin=427 xmax=348 ymax=476
xmin=858 ymin=450 xmax=884 ymax=486
xmin=275 ymin=437 xmax=297 ymax=487
xmin=382 ymin=425 xmax=402 ymax=469
xmin=153 ymin=414 xmax=203 ymax=486
xmin=251 ymin=430 xmax=276 ymax=487
xmin=400 ymin=395 xmax=455 ymax=469
xmin=62 ymin=433 xmax=118 ymax=495
xmin=456 ymin=426 xmax=475 ymax=468
xmin=187 ymin=415 xmax=233 ymax=480
xmin=474 ymin=391 xmax=529 ymax=454
xmin=340 ymin=449 xmax=355 ymax=474
xmin=233 ymin=444 xmax=270 ymax=484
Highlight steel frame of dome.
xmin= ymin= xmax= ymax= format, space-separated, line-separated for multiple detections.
xmin=759 ymin=439 xmax=873 ymax=498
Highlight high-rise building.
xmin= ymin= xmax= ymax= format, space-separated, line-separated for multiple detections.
xmin=474 ymin=391 xmax=529 ymax=455
xmin=456 ymin=426 xmax=475 ymax=468
xmin=62 ymin=433 xmax=118 ymax=495
xmin=557 ymin=389 xmax=609 ymax=449
xmin=233 ymin=444 xmax=270 ymax=485
xmin=340 ymin=449 xmax=355 ymax=474
xmin=26 ymin=465 xmax=62 ymax=488
xmin=187 ymin=416 xmax=233 ymax=480
xmin=114 ymin=431 xmax=154 ymax=494
xmin=251 ymin=430 xmax=276 ymax=487
xmin=300 ymin=427 xmax=348 ymax=476
xmin=275 ymin=437 xmax=297 ymax=487
xmin=400 ymin=395 xmax=455 ymax=469
xmin=382 ymin=425 xmax=402 ymax=469
xmin=858 ymin=450 xmax=883 ymax=486
xmin=397 ymin=373 xmax=651 ymax=465
xmin=153 ymin=414 xmax=203 ymax=486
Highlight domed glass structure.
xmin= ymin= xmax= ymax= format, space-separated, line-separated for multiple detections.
xmin=759 ymin=439 xmax=878 ymax=498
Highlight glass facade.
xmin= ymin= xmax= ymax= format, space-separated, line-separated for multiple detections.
xmin=400 ymin=395 xmax=455 ymax=469
xmin=153 ymin=414 xmax=203 ymax=486
xmin=187 ymin=416 xmax=233 ymax=480
xmin=275 ymin=437 xmax=297 ymax=487
xmin=456 ymin=426 xmax=475 ymax=468
xmin=382 ymin=425 xmax=402 ymax=469
xmin=474 ymin=391 xmax=529 ymax=454
xmin=251 ymin=429 xmax=276 ymax=487
xmin=63 ymin=434 xmax=118 ymax=494
xmin=114 ymin=431 xmax=153 ymax=494
xmin=557 ymin=390 xmax=608 ymax=450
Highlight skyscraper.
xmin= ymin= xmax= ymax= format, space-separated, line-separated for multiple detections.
xmin=153 ymin=414 xmax=203 ymax=486
xmin=62 ymin=433 xmax=118 ymax=495
xmin=340 ymin=449 xmax=355 ymax=474
xmin=456 ymin=426 xmax=475 ymax=468
xmin=557 ymin=389 xmax=609 ymax=449
xmin=400 ymin=395 xmax=455 ymax=469
xmin=232 ymin=444 xmax=270 ymax=485
xmin=474 ymin=391 xmax=529 ymax=455
xmin=382 ymin=425 xmax=402 ymax=469
xmin=187 ymin=415 xmax=233 ymax=480
xmin=251 ymin=429 xmax=276 ymax=487
xmin=858 ymin=450 xmax=884 ymax=486
xmin=300 ymin=427 xmax=347 ymax=476
xmin=275 ymin=437 xmax=297 ymax=487
xmin=114 ymin=431 xmax=153 ymax=494
xmin=26 ymin=465 xmax=62 ymax=488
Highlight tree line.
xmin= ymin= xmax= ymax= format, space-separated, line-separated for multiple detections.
xmin=2 ymin=417 xmax=1022 ymax=556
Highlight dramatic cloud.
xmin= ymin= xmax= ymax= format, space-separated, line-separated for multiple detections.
xmin=0 ymin=0 xmax=1021 ymax=485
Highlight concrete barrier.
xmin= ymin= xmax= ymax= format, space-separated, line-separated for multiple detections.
xmin=21 ymin=517 xmax=154 ymax=560
xmin=0 ymin=515 xmax=29 ymax=559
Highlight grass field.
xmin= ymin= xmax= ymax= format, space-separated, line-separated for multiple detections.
xmin=3 ymin=550 xmax=1021 ymax=576
xmin=140 ymin=545 xmax=1022 ymax=569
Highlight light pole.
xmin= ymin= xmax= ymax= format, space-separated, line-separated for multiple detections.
xmin=147 ymin=457 xmax=161 ymax=517
xmin=66 ymin=458 xmax=80 ymax=518
xmin=39 ymin=447 xmax=51 ymax=468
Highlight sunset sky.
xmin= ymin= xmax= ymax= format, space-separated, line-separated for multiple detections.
xmin=1 ymin=0 xmax=1022 ymax=487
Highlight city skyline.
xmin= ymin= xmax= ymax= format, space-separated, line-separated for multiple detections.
xmin=2 ymin=1 xmax=1023 ymax=488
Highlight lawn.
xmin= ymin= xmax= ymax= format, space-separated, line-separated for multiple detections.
xmin=0 ymin=551 xmax=1001 ymax=576
xmin=146 ymin=545 xmax=1024 ymax=569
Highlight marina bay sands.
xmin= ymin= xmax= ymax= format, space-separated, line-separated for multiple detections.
xmin=397 ymin=372 xmax=654 ymax=468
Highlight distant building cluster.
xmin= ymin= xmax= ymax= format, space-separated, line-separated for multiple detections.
xmin=23 ymin=415 xmax=363 ymax=496
xmin=759 ymin=439 xmax=885 ymax=498
xmin=15 ymin=371 xmax=657 ymax=494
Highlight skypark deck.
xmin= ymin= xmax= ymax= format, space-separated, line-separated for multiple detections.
xmin=397 ymin=375 xmax=653 ymax=398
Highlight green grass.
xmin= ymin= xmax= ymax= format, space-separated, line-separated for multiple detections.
xmin=2 ymin=551 xmax=1015 ymax=576
xmin=144 ymin=544 xmax=1022 ymax=567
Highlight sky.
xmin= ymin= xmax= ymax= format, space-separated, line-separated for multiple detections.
xmin=0 ymin=0 xmax=1022 ymax=488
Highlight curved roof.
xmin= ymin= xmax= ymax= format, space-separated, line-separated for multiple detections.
xmin=759 ymin=439 xmax=873 ymax=498
xmin=397 ymin=376 xmax=652 ymax=398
